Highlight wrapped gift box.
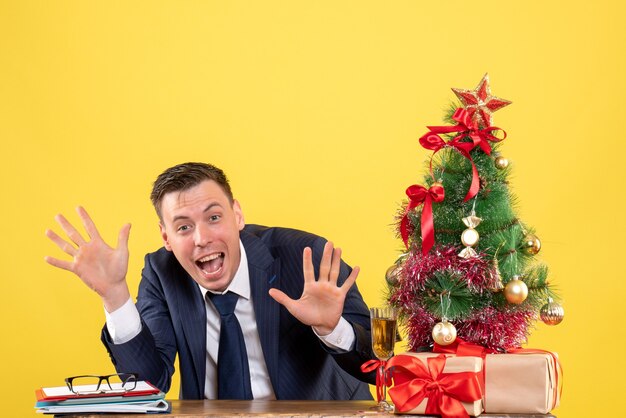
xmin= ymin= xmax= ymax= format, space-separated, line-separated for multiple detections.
xmin=484 ymin=352 xmax=561 ymax=414
xmin=387 ymin=352 xmax=484 ymax=417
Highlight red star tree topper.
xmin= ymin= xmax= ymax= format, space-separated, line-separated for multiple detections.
xmin=451 ymin=73 xmax=511 ymax=128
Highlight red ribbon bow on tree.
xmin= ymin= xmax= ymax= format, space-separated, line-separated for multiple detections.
xmin=386 ymin=354 xmax=483 ymax=418
xmin=400 ymin=183 xmax=445 ymax=254
xmin=419 ymin=108 xmax=506 ymax=202
xmin=361 ymin=359 xmax=393 ymax=403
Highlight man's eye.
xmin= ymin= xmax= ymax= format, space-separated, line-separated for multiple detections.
xmin=209 ymin=215 xmax=221 ymax=222
xmin=178 ymin=225 xmax=191 ymax=232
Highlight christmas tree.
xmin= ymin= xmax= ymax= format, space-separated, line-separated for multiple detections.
xmin=387 ymin=74 xmax=564 ymax=352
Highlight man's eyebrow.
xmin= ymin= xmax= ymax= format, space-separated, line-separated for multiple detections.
xmin=203 ymin=202 xmax=222 ymax=213
xmin=171 ymin=203 xmax=222 ymax=223
xmin=171 ymin=214 xmax=191 ymax=223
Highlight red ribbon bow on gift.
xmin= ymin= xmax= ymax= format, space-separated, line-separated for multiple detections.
xmin=361 ymin=359 xmax=393 ymax=403
xmin=400 ymin=183 xmax=445 ymax=254
xmin=386 ymin=354 xmax=482 ymax=418
xmin=419 ymin=108 xmax=506 ymax=202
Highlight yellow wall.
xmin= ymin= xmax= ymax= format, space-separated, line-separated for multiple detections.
xmin=1 ymin=1 xmax=623 ymax=416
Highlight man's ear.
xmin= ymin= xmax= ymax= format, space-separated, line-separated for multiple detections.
xmin=233 ymin=200 xmax=245 ymax=231
xmin=159 ymin=223 xmax=172 ymax=251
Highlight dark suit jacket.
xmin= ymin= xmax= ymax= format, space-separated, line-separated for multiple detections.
xmin=102 ymin=224 xmax=375 ymax=400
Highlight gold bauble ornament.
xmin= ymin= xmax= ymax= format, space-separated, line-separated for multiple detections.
xmin=494 ymin=156 xmax=509 ymax=169
xmin=432 ymin=320 xmax=457 ymax=346
xmin=540 ymin=298 xmax=565 ymax=325
xmin=522 ymin=234 xmax=541 ymax=255
xmin=504 ymin=276 xmax=528 ymax=304
xmin=385 ymin=263 xmax=403 ymax=285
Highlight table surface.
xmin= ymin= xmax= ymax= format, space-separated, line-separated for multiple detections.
xmin=60 ymin=399 xmax=557 ymax=417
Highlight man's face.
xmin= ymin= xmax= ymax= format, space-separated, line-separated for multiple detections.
xmin=159 ymin=180 xmax=245 ymax=292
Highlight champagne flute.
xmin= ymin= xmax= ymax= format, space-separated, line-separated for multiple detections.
xmin=369 ymin=306 xmax=397 ymax=412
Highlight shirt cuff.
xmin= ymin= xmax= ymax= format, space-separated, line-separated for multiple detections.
xmin=104 ymin=297 xmax=142 ymax=344
xmin=315 ymin=317 xmax=355 ymax=352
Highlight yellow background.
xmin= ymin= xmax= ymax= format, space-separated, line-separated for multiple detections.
xmin=1 ymin=1 xmax=624 ymax=416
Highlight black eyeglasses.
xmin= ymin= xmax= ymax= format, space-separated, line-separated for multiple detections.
xmin=65 ymin=373 xmax=138 ymax=395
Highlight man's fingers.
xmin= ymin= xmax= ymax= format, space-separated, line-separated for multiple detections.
xmin=268 ymin=288 xmax=295 ymax=310
xmin=117 ymin=223 xmax=132 ymax=251
xmin=318 ymin=241 xmax=334 ymax=281
xmin=46 ymin=229 xmax=77 ymax=257
xmin=44 ymin=255 xmax=74 ymax=272
xmin=55 ymin=213 xmax=87 ymax=247
xmin=77 ymin=206 xmax=102 ymax=241
xmin=329 ymin=247 xmax=342 ymax=284
xmin=340 ymin=266 xmax=360 ymax=293
xmin=302 ymin=247 xmax=314 ymax=283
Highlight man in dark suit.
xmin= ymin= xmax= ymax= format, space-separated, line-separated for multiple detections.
xmin=45 ymin=162 xmax=375 ymax=400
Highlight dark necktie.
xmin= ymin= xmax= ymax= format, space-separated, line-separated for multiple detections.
xmin=206 ymin=291 xmax=253 ymax=400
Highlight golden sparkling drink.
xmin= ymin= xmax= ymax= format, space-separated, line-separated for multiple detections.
xmin=371 ymin=317 xmax=397 ymax=360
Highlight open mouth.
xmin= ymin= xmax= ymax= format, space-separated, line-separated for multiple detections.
xmin=196 ymin=252 xmax=225 ymax=276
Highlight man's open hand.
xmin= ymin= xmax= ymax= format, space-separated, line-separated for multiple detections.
xmin=268 ymin=241 xmax=359 ymax=335
xmin=45 ymin=206 xmax=131 ymax=312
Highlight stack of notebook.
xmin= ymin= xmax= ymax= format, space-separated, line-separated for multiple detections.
xmin=35 ymin=380 xmax=170 ymax=414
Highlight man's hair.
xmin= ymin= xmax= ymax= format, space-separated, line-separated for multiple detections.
xmin=150 ymin=162 xmax=234 ymax=219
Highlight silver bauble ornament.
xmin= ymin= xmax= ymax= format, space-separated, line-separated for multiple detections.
xmin=540 ymin=298 xmax=565 ymax=325
xmin=385 ymin=264 xmax=403 ymax=285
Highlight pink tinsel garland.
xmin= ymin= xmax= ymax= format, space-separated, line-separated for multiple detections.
xmin=389 ymin=245 xmax=534 ymax=351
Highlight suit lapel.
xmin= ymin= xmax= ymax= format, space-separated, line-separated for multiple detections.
xmin=174 ymin=264 xmax=207 ymax=398
xmin=241 ymin=231 xmax=281 ymax=393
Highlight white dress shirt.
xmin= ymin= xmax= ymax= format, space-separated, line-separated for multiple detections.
xmin=105 ymin=240 xmax=356 ymax=399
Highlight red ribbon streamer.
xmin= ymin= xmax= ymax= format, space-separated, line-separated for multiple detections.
xmin=400 ymin=183 xmax=445 ymax=254
xmin=361 ymin=359 xmax=392 ymax=403
xmin=385 ymin=354 xmax=482 ymax=418
xmin=419 ymin=108 xmax=506 ymax=202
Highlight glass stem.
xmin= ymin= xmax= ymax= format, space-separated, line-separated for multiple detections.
xmin=378 ymin=364 xmax=387 ymax=404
